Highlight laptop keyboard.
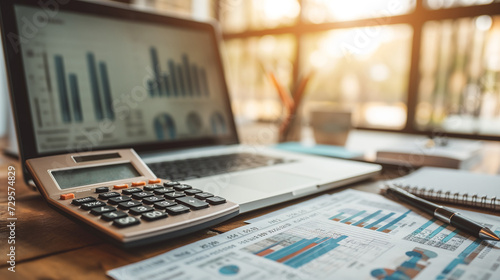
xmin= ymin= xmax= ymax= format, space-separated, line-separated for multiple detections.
xmin=148 ymin=153 xmax=288 ymax=181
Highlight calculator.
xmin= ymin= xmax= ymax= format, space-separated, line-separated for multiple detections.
xmin=25 ymin=149 xmax=239 ymax=247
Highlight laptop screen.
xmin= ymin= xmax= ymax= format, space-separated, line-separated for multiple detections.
xmin=11 ymin=3 xmax=235 ymax=154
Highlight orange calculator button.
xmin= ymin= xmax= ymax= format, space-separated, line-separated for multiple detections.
xmin=148 ymin=179 xmax=161 ymax=184
xmin=131 ymin=181 xmax=146 ymax=187
xmin=60 ymin=193 xmax=75 ymax=200
xmin=113 ymin=184 xmax=129 ymax=190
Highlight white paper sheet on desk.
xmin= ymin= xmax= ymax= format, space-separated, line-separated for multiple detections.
xmin=107 ymin=190 xmax=500 ymax=280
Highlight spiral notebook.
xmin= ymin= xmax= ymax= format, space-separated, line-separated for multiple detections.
xmin=388 ymin=167 xmax=500 ymax=211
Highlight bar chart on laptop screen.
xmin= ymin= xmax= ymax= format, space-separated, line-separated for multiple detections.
xmin=15 ymin=5 xmax=232 ymax=153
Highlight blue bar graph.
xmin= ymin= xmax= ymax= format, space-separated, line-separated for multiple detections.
xmin=284 ymin=236 xmax=347 ymax=268
xmin=99 ymin=62 xmax=115 ymax=120
xmin=87 ymin=52 xmax=104 ymax=121
xmin=168 ymin=60 xmax=179 ymax=97
xmin=68 ymin=74 xmax=83 ymax=122
xmin=329 ymin=212 xmax=344 ymax=220
xmin=341 ymin=210 xmax=366 ymax=224
xmin=182 ymin=54 xmax=193 ymax=96
xmin=377 ymin=210 xmax=412 ymax=232
xmin=265 ymin=238 xmax=321 ymax=261
xmin=412 ymin=219 xmax=436 ymax=235
xmin=442 ymin=229 xmax=460 ymax=243
xmin=150 ymin=47 xmax=164 ymax=96
xmin=353 ymin=210 xmax=382 ymax=226
xmin=200 ymin=68 xmax=209 ymax=96
xmin=365 ymin=212 xmax=395 ymax=229
xmin=54 ymin=55 xmax=71 ymax=123
xmin=429 ymin=224 xmax=448 ymax=239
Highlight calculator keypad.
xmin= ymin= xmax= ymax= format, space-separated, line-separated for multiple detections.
xmin=68 ymin=180 xmax=228 ymax=229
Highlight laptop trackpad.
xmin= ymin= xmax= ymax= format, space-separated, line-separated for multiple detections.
xmin=230 ymin=170 xmax=319 ymax=192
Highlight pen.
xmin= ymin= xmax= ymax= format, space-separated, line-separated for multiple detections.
xmin=383 ymin=184 xmax=500 ymax=241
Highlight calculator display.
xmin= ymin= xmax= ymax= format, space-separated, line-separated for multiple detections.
xmin=52 ymin=163 xmax=140 ymax=189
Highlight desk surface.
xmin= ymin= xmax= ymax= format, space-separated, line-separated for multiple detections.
xmin=1 ymin=134 xmax=499 ymax=279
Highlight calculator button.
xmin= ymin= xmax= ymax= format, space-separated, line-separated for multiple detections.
xmin=174 ymin=184 xmax=192 ymax=191
xmin=165 ymin=205 xmax=190 ymax=215
xmin=98 ymin=192 xmax=120 ymax=200
xmin=113 ymin=216 xmax=140 ymax=228
xmin=81 ymin=201 xmax=107 ymax=210
xmin=154 ymin=187 xmax=175 ymax=195
xmin=164 ymin=181 xmax=180 ymax=187
xmin=71 ymin=196 xmax=96 ymax=205
xmin=122 ymin=188 xmax=143 ymax=195
xmin=206 ymin=196 xmax=227 ymax=205
xmin=176 ymin=196 xmax=209 ymax=210
xmin=143 ymin=196 xmax=165 ymax=205
xmin=113 ymin=184 xmax=129 ymax=190
xmin=195 ymin=192 xmax=214 ymax=200
xmin=95 ymin=187 xmax=109 ymax=193
xmin=129 ymin=205 xmax=154 ymax=215
xmin=108 ymin=195 xmax=132 ymax=205
xmin=144 ymin=184 xmax=163 ymax=191
xmin=184 ymin=188 xmax=203 ymax=195
xmin=148 ymin=179 xmax=162 ymax=184
xmin=90 ymin=205 xmax=116 ymax=215
xmin=131 ymin=181 xmax=146 ymax=187
xmin=60 ymin=193 xmax=75 ymax=200
xmin=142 ymin=211 xmax=168 ymax=221
xmin=153 ymin=200 xmax=178 ymax=209
xmin=101 ymin=211 xmax=128 ymax=221
xmin=165 ymin=192 xmax=186 ymax=200
xmin=132 ymin=192 xmax=154 ymax=200
xmin=118 ymin=200 xmax=143 ymax=210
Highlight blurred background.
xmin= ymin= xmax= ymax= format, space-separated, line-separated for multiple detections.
xmin=2 ymin=0 xmax=500 ymax=140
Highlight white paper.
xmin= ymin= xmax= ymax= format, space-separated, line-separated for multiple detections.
xmin=108 ymin=190 xmax=500 ymax=280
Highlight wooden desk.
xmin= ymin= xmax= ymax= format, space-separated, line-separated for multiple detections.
xmin=0 ymin=135 xmax=499 ymax=279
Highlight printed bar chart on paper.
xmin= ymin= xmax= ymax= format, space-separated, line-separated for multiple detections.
xmin=403 ymin=219 xmax=468 ymax=251
xmin=328 ymin=208 xmax=412 ymax=234
xmin=242 ymin=220 xmax=393 ymax=276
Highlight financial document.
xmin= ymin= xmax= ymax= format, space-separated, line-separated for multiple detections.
xmin=108 ymin=190 xmax=500 ymax=280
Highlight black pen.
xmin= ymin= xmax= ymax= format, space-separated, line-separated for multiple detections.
xmin=383 ymin=184 xmax=500 ymax=241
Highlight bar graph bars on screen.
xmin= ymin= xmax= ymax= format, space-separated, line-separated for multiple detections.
xmin=147 ymin=47 xmax=210 ymax=98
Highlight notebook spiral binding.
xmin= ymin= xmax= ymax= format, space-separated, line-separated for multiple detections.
xmin=393 ymin=183 xmax=500 ymax=211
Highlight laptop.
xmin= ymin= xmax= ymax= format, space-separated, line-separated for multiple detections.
xmin=1 ymin=0 xmax=381 ymax=213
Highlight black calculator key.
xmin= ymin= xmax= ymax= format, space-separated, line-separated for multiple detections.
xmin=108 ymin=195 xmax=132 ymax=205
xmin=153 ymin=188 xmax=175 ymax=195
xmin=153 ymin=200 xmax=177 ymax=209
xmin=81 ymin=201 xmax=107 ymax=210
xmin=113 ymin=216 xmax=140 ymax=228
xmin=72 ymin=196 xmax=96 ymax=206
xmin=184 ymin=188 xmax=203 ymax=195
xmin=142 ymin=211 xmax=168 ymax=221
xmin=143 ymin=196 xmax=165 ymax=205
xmin=195 ymin=192 xmax=214 ymax=200
xmin=165 ymin=192 xmax=186 ymax=199
xmin=102 ymin=211 xmax=128 ymax=221
xmin=122 ymin=188 xmax=143 ymax=195
xmin=95 ymin=187 xmax=110 ymax=193
xmin=206 ymin=196 xmax=227 ymax=205
xmin=98 ymin=192 xmax=120 ymax=200
xmin=176 ymin=196 xmax=209 ymax=210
xmin=144 ymin=184 xmax=163 ymax=191
xmin=90 ymin=205 xmax=116 ymax=215
xmin=118 ymin=200 xmax=143 ymax=210
xmin=173 ymin=184 xmax=192 ymax=191
xmin=164 ymin=181 xmax=180 ymax=187
xmin=132 ymin=192 xmax=154 ymax=200
xmin=165 ymin=205 xmax=190 ymax=215
xmin=129 ymin=205 xmax=154 ymax=215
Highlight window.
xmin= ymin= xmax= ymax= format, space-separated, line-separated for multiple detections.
xmin=220 ymin=0 xmax=500 ymax=140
